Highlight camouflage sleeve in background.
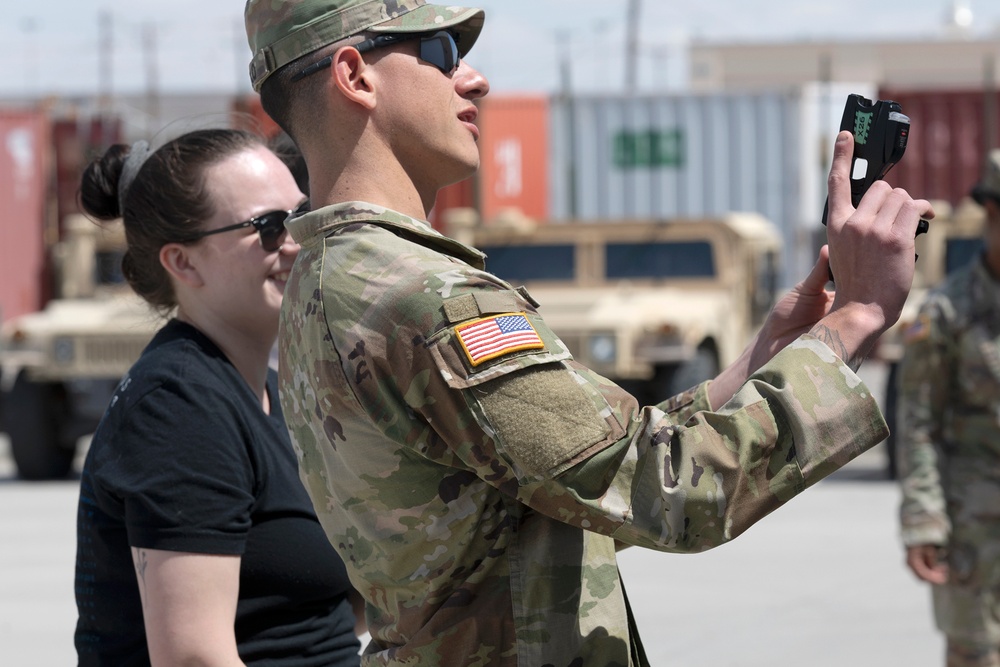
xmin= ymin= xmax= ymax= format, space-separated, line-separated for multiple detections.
xmin=896 ymin=292 xmax=953 ymax=546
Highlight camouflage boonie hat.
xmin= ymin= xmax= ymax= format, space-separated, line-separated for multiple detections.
xmin=971 ymin=149 xmax=1000 ymax=205
xmin=245 ymin=0 xmax=485 ymax=91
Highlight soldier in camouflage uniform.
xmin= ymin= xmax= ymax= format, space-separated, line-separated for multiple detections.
xmin=244 ymin=1 xmax=933 ymax=664
xmin=898 ymin=151 xmax=1000 ymax=667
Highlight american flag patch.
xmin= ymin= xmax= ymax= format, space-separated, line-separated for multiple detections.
xmin=455 ymin=312 xmax=544 ymax=366
xmin=903 ymin=313 xmax=931 ymax=344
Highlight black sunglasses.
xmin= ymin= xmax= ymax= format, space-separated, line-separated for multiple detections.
xmin=188 ymin=199 xmax=309 ymax=252
xmin=291 ymin=30 xmax=461 ymax=82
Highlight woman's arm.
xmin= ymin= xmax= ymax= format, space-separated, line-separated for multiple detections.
xmin=348 ymin=589 xmax=368 ymax=636
xmin=131 ymin=547 xmax=245 ymax=667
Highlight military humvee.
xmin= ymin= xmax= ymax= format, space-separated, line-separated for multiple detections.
xmin=0 ymin=215 xmax=162 ymax=480
xmin=447 ymin=210 xmax=782 ymax=406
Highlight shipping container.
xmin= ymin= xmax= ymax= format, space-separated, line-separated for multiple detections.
xmin=52 ymin=116 xmax=122 ymax=234
xmin=231 ymin=93 xmax=283 ymax=140
xmin=430 ymin=176 xmax=475 ymax=230
xmin=476 ymin=95 xmax=549 ymax=222
xmin=0 ymin=109 xmax=50 ymax=322
xmin=879 ymin=88 xmax=1000 ymax=205
xmin=431 ymin=95 xmax=550 ymax=229
xmin=548 ymin=84 xmax=877 ymax=285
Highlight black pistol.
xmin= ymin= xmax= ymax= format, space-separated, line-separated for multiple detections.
xmin=822 ymin=94 xmax=929 ymax=276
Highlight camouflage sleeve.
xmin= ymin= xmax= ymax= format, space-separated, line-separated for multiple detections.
xmin=652 ymin=381 xmax=713 ymax=426
xmin=420 ymin=301 xmax=884 ymax=554
xmin=321 ymin=226 xmax=887 ymax=555
xmin=896 ymin=298 xmax=952 ymax=547
xmin=526 ymin=335 xmax=885 ymax=552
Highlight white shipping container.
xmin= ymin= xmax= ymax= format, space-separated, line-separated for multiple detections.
xmin=548 ymin=83 xmax=877 ymax=286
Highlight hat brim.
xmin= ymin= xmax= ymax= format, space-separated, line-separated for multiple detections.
xmin=369 ymin=5 xmax=485 ymax=57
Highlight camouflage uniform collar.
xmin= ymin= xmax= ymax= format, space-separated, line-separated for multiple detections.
xmin=287 ymin=200 xmax=486 ymax=270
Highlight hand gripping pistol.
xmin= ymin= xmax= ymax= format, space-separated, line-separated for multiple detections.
xmin=822 ymin=94 xmax=929 ymax=274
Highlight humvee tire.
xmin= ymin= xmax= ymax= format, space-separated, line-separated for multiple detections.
xmin=4 ymin=372 xmax=75 ymax=480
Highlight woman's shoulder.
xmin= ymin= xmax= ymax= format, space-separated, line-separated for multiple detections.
xmin=129 ymin=320 xmax=233 ymax=389
xmin=92 ymin=321 xmax=244 ymax=443
xmin=86 ymin=323 xmax=259 ymax=481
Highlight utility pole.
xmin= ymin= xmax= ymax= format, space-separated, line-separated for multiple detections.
xmin=142 ymin=22 xmax=161 ymax=135
xmin=557 ymin=31 xmax=578 ymax=219
xmin=233 ymin=19 xmax=253 ymax=94
xmin=20 ymin=17 xmax=38 ymax=99
xmin=625 ymin=0 xmax=641 ymax=90
xmin=98 ymin=10 xmax=113 ymax=115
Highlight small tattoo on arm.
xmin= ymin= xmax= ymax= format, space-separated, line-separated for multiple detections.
xmin=135 ymin=549 xmax=149 ymax=586
xmin=811 ymin=324 xmax=865 ymax=372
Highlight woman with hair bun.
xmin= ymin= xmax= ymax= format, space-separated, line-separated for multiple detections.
xmin=73 ymin=128 xmax=363 ymax=667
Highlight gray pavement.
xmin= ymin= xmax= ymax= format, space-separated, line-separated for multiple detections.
xmin=0 ymin=443 xmax=81 ymax=667
xmin=619 ymin=473 xmax=943 ymax=666
xmin=0 ymin=360 xmax=945 ymax=666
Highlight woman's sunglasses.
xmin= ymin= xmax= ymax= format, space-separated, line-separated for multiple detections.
xmin=291 ymin=30 xmax=461 ymax=82
xmin=188 ymin=199 xmax=309 ymax=252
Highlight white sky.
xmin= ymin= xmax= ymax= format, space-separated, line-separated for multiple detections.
xmin=0 ymin=0 xmax=997 ymax=97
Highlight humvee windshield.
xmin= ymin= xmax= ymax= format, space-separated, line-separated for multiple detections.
xmin=480 ymin=240 xmax=715 ymax=283
xmin=481 ymin=244 xmax=575 ymax=282
xmin=606 ymin=241 xmax=714 ymax=279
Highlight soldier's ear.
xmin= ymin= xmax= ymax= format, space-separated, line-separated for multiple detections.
xmin=331 ymin=46 xmax=377 ymax=111
xmin=159 ymin=243 xmax=205 ymax=288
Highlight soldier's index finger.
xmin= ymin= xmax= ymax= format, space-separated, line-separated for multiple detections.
xmin=827 ymin=131 xmax=854 ymax=225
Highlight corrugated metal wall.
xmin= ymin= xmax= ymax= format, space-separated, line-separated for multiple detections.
xmin=548 ymin=85 xmax=877 ymax=284
xmin=0 ymin=110 xmax=49 ymax=322
xmin=550 ymin=93 xmax=798 ymax=224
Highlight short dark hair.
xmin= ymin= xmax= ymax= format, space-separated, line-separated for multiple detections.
xmin=79 ymin=129 xmax=266 ymax=311
xmin=269 ymin=131 xmax=309 ymax=195
xmin=259 ymin=63 xmax=299 ymax=140
xmin=259 ymin=53 xmax=330 ymax=145
xmin=259 ymin=36 xmax=372 ymax=145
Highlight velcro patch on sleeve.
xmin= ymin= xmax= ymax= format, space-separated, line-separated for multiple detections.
xmin=456 ymin=312 xmax=544 ymax=366
xmin=477 ymin=365 xmax=613 ymax=479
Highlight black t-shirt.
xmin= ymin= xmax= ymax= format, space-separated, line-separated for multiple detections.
xmin=75 ymin=319 xmax=360 ymax=666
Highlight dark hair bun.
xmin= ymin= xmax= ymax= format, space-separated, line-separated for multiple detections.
xmin=79 ymin=143 xmax=131 ymax=221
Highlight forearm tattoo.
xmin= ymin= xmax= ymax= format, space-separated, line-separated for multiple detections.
xmin=135 ymin=549 xmax=149 ymax=587
xmin=810 ymin=323 xmax=866 ymax=372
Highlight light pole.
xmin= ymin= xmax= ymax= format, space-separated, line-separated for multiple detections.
xmin=625 ymin=0 xmax=641 ymax=90
xmin=20 ymin=17 xmax=38 ymax=99
xmin=98 ymin=10 xmax=114 ymax=115
xmin=142 ymin=22 xmax=161 ymax=135
xmin=557 ymin=30 xmax=578 ymax=219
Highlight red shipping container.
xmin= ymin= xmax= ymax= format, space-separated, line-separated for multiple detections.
xmin=0 ymin=110 xmax=50 ymax=322
xmin=429 ymin=176 xmax=476 ymax=230
xmin=431 ymin=95 xmax=550 ymax=228
xmin=880 ymin=88 xmax=1000 ymax=205
xmin=476 ymin=95 xmax=549 ymax=223
xmin=231 ymin=94 xmax=282 ymax=140
xmin=52 ymin=116 xmax=122 ymax=233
